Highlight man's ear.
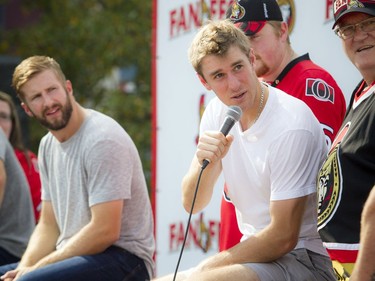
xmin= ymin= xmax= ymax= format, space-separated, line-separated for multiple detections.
xmin=279 ymin=22 xmax=289 ymax=42
xmin=65 ymin=80 xmax=73 ymax=96
xmin=197 ymin=73 xmax=212 ymax=90
xmin=249 ymin=48 xmax=256 ymax=65
xmin=21 ymin=102 xmax=33 ymax=117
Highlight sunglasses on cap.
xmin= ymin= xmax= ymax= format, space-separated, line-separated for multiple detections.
xmin=235 ymin=21 xmax=267 ymax=36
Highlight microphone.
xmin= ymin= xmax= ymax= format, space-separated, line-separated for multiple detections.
xmin=201 ymin=105 xmax=242 ymax=169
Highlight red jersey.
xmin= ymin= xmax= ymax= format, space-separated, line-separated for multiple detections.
xmin=271 ymin=54 xmax=346 ymax=147
xmin=219 ymin=54 xmax=347 ymax=251
xmin=14 ymin=149 xmax=42 ymax=222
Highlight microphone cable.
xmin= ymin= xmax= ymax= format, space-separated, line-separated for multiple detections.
xmin=171 ymin=105 xmax=242 ymax=280
xmin=172 ymin=164 xmax=206 ymax=281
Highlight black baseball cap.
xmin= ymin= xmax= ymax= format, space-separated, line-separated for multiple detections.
xmin=333 ymin=0 xmax=375 ymax=29
xmin=226 ymin=0 xmax=283 ymax=36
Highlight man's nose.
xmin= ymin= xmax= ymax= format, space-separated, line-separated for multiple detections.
xmin=227 ymin=73 xmax=241 ymax=91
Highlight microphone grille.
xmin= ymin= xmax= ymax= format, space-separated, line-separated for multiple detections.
xmin=227 ymin=106 xmax=242 ymax=121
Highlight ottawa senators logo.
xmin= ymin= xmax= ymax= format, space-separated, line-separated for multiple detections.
xmin=348 ymin=0 xmax=365 ymax=9
xmin=306 ymin=78 xmax=335 ymax=103
xmin=228 ymin=1 xmax=246 ymax=21
xmin=317 ymin=122 xmax=350 ymax=229
xmin=317 ymin=146 xmax=342 ymax=228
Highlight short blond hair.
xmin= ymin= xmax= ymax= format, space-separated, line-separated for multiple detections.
xmin=12 ymin=56 xmax=66 ymax=101
xmin=188 ymin=20 xmax=250 ymax=77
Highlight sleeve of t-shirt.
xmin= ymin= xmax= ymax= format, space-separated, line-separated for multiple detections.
xmin=85 ymin=133 xmax=135 ymax=207
xmin=39 ymin=135 xmax=51 ymax=202
xmin=268 ymin=129 xmax=322 ymax=201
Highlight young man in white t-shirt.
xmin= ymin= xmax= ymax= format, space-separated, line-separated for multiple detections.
xmin=154 ymin=20 xmax=335 ymax=281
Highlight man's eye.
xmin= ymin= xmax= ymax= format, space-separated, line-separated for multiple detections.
xmin=31 ymin=94 xmax=41 ymax=101
xmin=342 ymin=26 xmax=354 ymax=34
xmin=363 ymin=19 xmax=375 ymax=28
xmin=0 ymin=113 xmax=11 ymax=120
xmin=234 ymin=65 xmax=243 ymax=71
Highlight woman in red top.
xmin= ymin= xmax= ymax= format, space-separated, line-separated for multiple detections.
xmin=0 ymin=91 xmax=41 ymax=222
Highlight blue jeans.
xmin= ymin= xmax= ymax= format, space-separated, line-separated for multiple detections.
xmin=0 ymin=247 xmax=20 ymax=266
xmin=0 ymin=246 xmax=149 ymax=281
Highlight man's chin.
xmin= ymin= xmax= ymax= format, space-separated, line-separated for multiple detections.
xmin=39 ymin=120 xmax=67 ymax=131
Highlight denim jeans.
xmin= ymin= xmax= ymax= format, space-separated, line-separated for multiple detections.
xmin=0 ymin=247 xmax=20 ymax=266
xmin=0 ymin=246 xmax=149 ymax=281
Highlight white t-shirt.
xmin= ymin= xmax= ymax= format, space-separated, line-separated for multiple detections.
xmin=200 ymin=85 xmax=328 ymax=256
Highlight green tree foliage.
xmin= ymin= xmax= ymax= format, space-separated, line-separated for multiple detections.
xmin=1 ymin=0 xmax=152 ymax=190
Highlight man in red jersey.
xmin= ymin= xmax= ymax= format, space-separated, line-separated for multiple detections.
xmin=220 ymin=0 xmax=346 ymax=252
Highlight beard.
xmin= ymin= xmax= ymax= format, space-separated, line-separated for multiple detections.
xmin=30 ymin=90 xmax=73 ymax=131
xmin=254 ymin=59 xmax=270 ymax=78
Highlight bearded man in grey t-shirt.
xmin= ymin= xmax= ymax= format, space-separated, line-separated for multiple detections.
xmin=0 ymin=56 xmax=155 ymax=281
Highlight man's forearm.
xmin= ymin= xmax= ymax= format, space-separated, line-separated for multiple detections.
xmin=19 ymin=222 xmax=58 ymax=267
xmin=196 ymin=227 xmax=296 ymax=274
xmin=33 ymin=216 xmax=119 ymax=269
xmin=0 ymin=162 xmax=6 ymax=207
xmin=350 ymin=187 xmax=375 ymax=281
xmin=181 ymin=156 xmax=221 ymax=214
xmin=349 ymin=223 xmax=375 ymax=281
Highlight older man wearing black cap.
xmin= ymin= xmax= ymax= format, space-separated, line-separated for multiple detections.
xmin=220 ymin=0 xmax=347 ymax=254
xmin=316 ymin=1 xmax=375 ymax=280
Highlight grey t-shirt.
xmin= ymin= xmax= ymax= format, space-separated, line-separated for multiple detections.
xmin=39 ymin=109 xmax=155 ymax=277
xmin=0 ymin=130 xmax=34 ymax=258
